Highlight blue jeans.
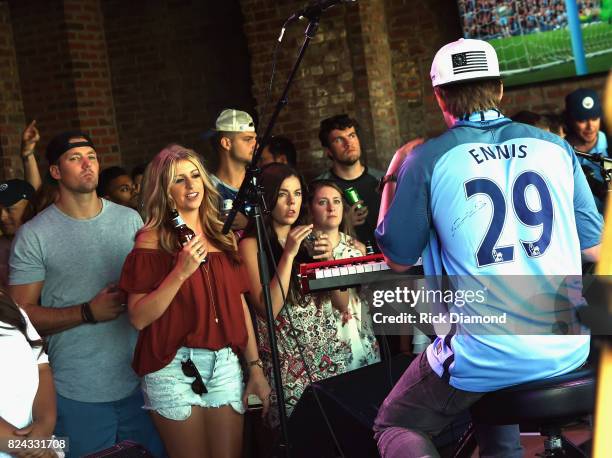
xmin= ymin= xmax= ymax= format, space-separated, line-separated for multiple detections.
xmin=374 ymin=352 xmax=523 ymax=458
xmin=55 ymin=389 xmax=166 ymax=458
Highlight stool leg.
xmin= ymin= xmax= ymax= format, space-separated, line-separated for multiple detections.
xmin=539 ymin=429 xmax=563 ymax=457
xmin=452 ymin=424 xmax=476 ymax=458
xmin=538 ymin=430 xmax=588 ymax=458
xmin=561 ymin=435 xmax=590 ymax=458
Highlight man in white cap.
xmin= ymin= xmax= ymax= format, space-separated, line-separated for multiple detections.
xmin=209 ymin=108 xmax=257 ymax=231
xmin=373 ymin=38 xmax=602 ymax=457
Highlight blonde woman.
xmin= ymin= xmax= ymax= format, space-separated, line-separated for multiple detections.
xmin=119 ymin=144 xmax=270 ymax=458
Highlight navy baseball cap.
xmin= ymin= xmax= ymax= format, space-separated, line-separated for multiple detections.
xmin=565 ymin=88 xmax=602 ymax=121
xmin=0 ymin=179 xmax=35 ymax=207
xmin=46 ymin=130 xmax=95 ymax=165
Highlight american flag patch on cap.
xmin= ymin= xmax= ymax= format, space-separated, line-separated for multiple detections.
xmin=452 ymin=51 xmax=488 ymax=75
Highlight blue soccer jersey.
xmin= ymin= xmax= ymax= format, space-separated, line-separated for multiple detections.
xmin=376 ymin=110 xmax=603 ymax=392
xmin=577 ymin=130 xmax=609 ymax=180
xmin=576 ymin=131 xmax=609 ymax=213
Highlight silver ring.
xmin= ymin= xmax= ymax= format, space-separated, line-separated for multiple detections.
xmin=197 ymin=248 xmax=202 ymax=255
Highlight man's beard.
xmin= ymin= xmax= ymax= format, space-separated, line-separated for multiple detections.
xmin=63 ymin=180 xmax=98 ymax=195
xmin=335 ymin=156 xmax=360 ymax=167
xmin=230 ymin=148 xmax=252 ymax=166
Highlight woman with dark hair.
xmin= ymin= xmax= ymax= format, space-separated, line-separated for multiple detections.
xmin=0 ymin=289 xmax=56 ymax=457
xmin=238 ymin=163 xmax=350 ymax=426
xmin=307 ymin=179 xmax=380 ymax=371
xmin=119 ymin=144 xmax=270 ymax=458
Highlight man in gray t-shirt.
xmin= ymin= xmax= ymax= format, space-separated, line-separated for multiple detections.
xmin=9 ymin=131 xmax=163 ymax=458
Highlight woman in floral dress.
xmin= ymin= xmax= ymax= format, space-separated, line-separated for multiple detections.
xmin=308 ymin=179 xmax=380 ymax=371
xmin=239 ymin=164 xmax=351 ymax=426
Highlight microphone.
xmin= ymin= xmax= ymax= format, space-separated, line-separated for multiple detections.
xmin=574 ymin=149 xmax=602 ymax=163
xmin=288 ymin=0 xmax=357 ymax=22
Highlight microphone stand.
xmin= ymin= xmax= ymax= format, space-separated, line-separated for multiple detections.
xmin=574 ymin=149 xmax=612 ymax=185
xmin=222 ymin=13 xmax=325 ymax=458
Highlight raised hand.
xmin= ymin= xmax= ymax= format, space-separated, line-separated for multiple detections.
xmin=284 ymin=224 xmax=313 ymax=258
xmin=348 ymin=202 xmax=368 ymax=226
xmin=21 ymin=120 xmax=40 ymax=157
xmin=309 ymin=233 xmax=333 ymax=260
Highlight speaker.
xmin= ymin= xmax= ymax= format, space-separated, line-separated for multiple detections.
xmin=287 ymin=354 xmax=414 ymax=458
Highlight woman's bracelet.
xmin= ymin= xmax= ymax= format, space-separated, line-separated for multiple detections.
xmin=21 ymin=150 xmax=35 ymax=159
xmin=247 ymin=358 xmax=264 ymax=370
xmin=81 ymin=302 xmax=98 ymax=324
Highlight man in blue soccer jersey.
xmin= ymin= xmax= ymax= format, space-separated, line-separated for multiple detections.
xmin=373 ymin=38 xmax=603 ymax=457
xmin=564 ymin=88 xmax=610 ymax=213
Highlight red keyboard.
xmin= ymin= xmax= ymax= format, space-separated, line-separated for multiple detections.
xmin=298 ymin=254 xmax=423 ymax=293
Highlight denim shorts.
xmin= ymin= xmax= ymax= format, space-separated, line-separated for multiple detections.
xmin=142 ymin=347 xmax=245 ymax=421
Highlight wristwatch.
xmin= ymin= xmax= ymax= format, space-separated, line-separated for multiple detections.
xmin=247 ymin=358 xmax=264 ymax=370
xmin=377 ymin=174 xmax=397 ymax=193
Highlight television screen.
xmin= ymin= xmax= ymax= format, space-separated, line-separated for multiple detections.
xmin=456 ymin=0 xmax=612 ymax=87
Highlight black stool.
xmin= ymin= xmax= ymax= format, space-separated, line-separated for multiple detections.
xmin=454 ymin=367 xmax=595 ymax=457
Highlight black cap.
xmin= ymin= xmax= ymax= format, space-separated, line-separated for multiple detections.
xmin=0 ymin=179 xmax=35 ymax=207
xmin=565 ymin=88 xmax=602 ymax=121
xmin=46 ymin=130 xmax=95 ymax=165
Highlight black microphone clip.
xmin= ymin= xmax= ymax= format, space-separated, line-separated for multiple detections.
xmin=288 ymin=0 xmax=356 ymax=23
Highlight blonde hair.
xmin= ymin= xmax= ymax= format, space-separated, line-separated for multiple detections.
xmin=139 ymin=144 xmax=238 ymax=259
xmin=434 ymin=78 xmax=502 ymax=118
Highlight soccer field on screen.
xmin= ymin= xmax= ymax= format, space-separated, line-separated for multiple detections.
xmin=489 ymin=22 xmax=612 ymax=87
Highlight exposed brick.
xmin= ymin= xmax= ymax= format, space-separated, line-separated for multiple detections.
xmin=3 ymin=0 xmax=607 ymax=184
xmin=0 ymin=2 xmax=26 ymax=180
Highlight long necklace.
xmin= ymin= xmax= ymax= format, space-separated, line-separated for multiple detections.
xmin=202 ymin=264 xmax=219 ymax=324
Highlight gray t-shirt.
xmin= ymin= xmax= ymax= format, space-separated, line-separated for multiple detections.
xmin=9 ymin=200 xmax=143 ymax=402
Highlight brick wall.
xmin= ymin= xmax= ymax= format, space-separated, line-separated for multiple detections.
xmin=240 ymin=0 xmax=370 ymax=175
xmin=9 ymin=0 xmax=119 ymax=168
xmin=240 ymin=0 xmax=608 ymax=177
xmin=387 ymin=0 xmax=464 ymax=141
xmin=63 ymin=0 xmax=121 ymax=166
xmin=0 ymin=1 xmax=26 ymax=180
xmin=240 ymin=0 xmax=407 ymax=174
xmin=1 ymin=0 xmax=607 ymax=180
xmin=101 ymin=0 xmax=256 ymax=172
xmin=357 ymin=0 xmax=401 ymax=164
xmin=5 ymin=0 xmax=255 ymax=177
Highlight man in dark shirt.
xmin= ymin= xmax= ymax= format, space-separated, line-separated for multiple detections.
xmin=316 ymin=114 xmax=383 ymax=249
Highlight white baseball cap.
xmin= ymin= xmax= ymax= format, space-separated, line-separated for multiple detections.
xmin=430 ymin=38 xmax=500 ymax=87
xmin=213 ymin=109 xmax=255 ymax=132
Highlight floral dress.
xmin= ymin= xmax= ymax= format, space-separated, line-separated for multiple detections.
xmin=330 ymin=232 xmax=381 ymax=371
xmin=256 ymin=266 xmax=350 ymax=426
xmin=256 ymin=233 xmax=380 ymax=426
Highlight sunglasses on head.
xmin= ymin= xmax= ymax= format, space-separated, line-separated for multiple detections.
xmin=181 ymin=358 xmax=207 ymax=395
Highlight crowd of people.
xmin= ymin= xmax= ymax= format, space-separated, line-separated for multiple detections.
xmin=459 ymin=0 xmax=604 ymax=40
xmin=0 ymin=34 xmax=608 ymax=458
